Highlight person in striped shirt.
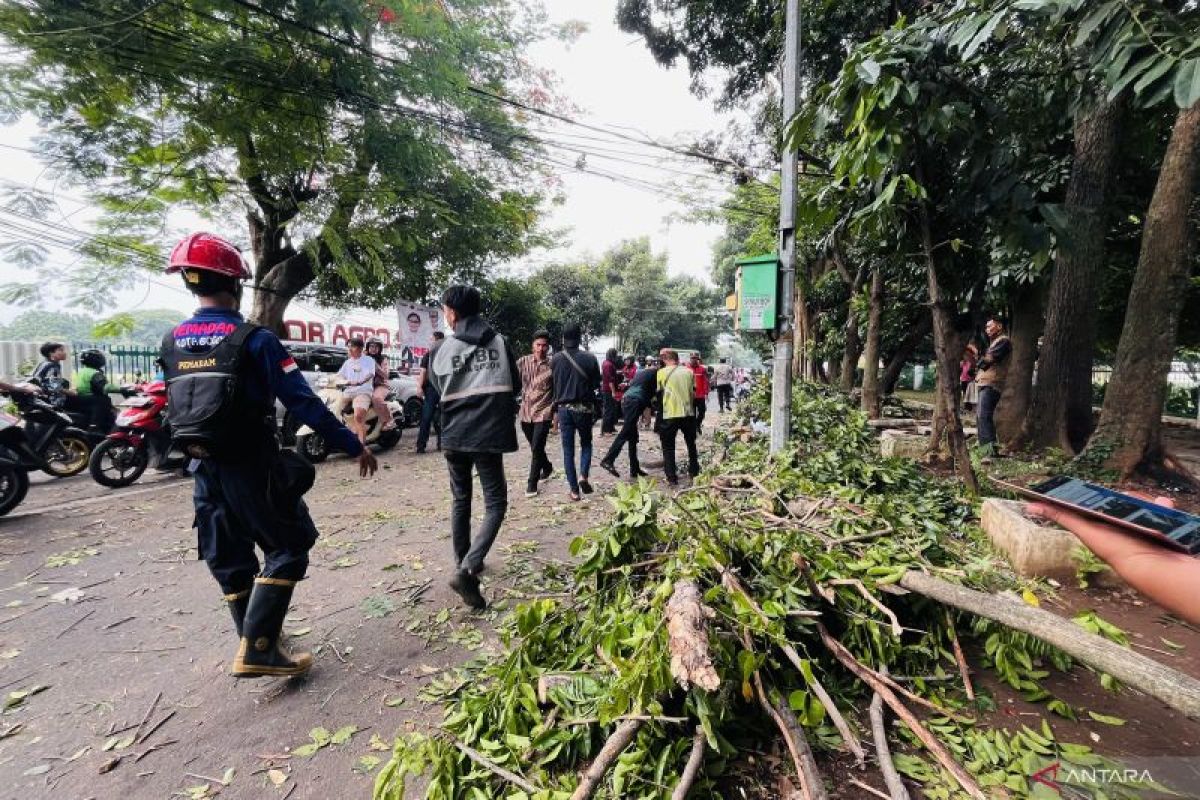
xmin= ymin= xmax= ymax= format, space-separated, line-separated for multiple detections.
xmin=517 ymin=330 xmax=555 ymax=497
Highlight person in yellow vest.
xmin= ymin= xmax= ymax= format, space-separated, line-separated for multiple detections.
xmin=73 ymin=349 xmax=119 ymax=431
xmin=975 ymin=317 xmax=1011 ymax=456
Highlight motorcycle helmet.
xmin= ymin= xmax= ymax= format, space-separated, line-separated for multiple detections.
xmin=79 ymin=349 xmax=106 ymax=369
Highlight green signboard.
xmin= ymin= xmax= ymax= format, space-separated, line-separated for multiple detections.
xmin=735 ymin=253 xmax=778 ymax=331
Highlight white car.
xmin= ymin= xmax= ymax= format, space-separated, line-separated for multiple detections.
xmin=275 ymin=341 xmax=424 ymax=443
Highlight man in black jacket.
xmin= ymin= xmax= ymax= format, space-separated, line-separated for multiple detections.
xmin=428 ymin=285 xmax=519 ymax=609
xmin=550 ymin=323 xmax=601 ymax=501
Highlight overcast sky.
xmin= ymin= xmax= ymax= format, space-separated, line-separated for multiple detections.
xmin=0 ymin=1 xmax=745 ymax=326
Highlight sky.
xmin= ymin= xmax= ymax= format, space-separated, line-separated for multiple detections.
xmin=0 ymin=1 xmax=747 ymax=328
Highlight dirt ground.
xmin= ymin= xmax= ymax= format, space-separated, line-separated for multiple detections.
xmin=3 ymin=411 xmax=1200 ymax=800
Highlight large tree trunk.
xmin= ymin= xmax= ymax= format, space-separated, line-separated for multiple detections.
xmin=1084 ymin=104 xmax=1200 ymax=479
xmin=860 ymin=268 xmax=884 ymax=418
xmin=994 ymin=281 xmax=1044 ymax=448
xmin=880 ymin=312 xmax=932 ymax=395
xmin=839 ymin=288 xmax=865 ymax=392
xmin=1023 ymin=97 xmax=1123 ymax=453
xmin=917 ymin=192 xmax=978 ymax=493
xmin=249 ymin=249 xmax=316 ymax=335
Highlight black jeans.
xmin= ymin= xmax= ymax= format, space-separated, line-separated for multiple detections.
xmin=716 ymin=384 xmax=733 ymax=412
xmin=658 ymin=416 xmax=699 ymax=482
xmin=416 ymin=386 xmax=440 ymax=451
xmin=520 ymin=420 xmax=554 ymax=491
xmin=601 ymin=391 xmax=619 ymax=434
xmin=193 ymin=454 xmax=320 ymax=595
xmin=693 ymin=396 xmax=707 ymax=430
xmin=977 ymin=385 xmax=1001 ymax=452
xmin=444 ymin=450 xmax=507 ymax=574
xmin=603 ymin=398 xmax=646 ymax=474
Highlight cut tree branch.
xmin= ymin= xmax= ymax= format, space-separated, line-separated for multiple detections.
xmin=569 ymin=719 xmax=645 ymax=800
xmin=670 ymin=727 xmax=707 ymax=800
xmin=666 ymin=581 xmax=721 ymax=692
xmin=869 ymin=666 xmax=911 ymax=800
xmin=453 ymin=740 xmax=540 ymax=795
xmin=899 ymin=571 xmax=1200 ymax=720
xmin=817 ymin=624 xmax=987 ymax=800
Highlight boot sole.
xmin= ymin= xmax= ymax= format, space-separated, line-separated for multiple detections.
xmin=230 ymin=660 xmax=312 ymax=678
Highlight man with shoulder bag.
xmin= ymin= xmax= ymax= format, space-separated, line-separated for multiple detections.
xmin=161 ymin=233 xmax=377 ymax=678
xmin=551 ymin=323 xmax=601 ymax=501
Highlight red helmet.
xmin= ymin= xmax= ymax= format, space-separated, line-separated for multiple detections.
xmin=166 ymin=233 xmax=251 ymax=279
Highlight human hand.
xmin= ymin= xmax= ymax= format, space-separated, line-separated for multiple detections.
xmin=357 ymin=450 xmax=378 ymax=477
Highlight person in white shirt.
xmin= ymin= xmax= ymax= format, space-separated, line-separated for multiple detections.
xmin=337 ymin=337 xmax=377 ymax=444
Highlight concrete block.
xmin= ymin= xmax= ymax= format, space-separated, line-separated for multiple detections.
xmin=879 ymin=430 xmax=929 ymax=459
xmin=981 ymin=498 xmax=1082 ymax=579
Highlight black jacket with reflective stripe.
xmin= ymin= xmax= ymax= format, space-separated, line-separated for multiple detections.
xmin=429 ymin=315 xmax=519 ymax=454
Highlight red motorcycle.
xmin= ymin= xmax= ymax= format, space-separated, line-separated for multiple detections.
xmin=87 ymin=380 xmax=189 ymax=488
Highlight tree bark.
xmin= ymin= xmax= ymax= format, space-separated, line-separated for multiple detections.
xmin=880 ymin=313 xmax=931 ymax=396
xmin=899 ymin=571 xmax=1200 ymax=720
xmin=994 ymin=281 xmax=1044 ymax=448
xmin=861 ymin=268 xmax=885 ymax=418
xmin=916 ymin=190 xmax=978 ymax=493
xmin=840 ymin=272 xmax=867 ymax=392
xmin=1023 ymin=97 xmax=1123 ymax=453
xmin=1084 ymin=104 xmax=1200 ymax=478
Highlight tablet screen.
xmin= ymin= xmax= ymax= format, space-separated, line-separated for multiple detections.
xmin=1032 ymin=476 xmax=1200 ymax=554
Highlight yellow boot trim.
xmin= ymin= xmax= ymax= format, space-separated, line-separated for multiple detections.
xmin=230 ymin=637 xmax=313 ymax=678
xmin=222 ymin=589 xmax=250 ymax=602
xmin=254 ymin=577 xmax=298 ymax=587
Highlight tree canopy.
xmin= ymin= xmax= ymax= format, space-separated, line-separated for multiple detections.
xmin=0 ymin=0 xmax=551 ymax=329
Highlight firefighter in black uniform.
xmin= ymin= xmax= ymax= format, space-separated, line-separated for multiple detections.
xmin=161 ymin=232 xmax=377 ymax=678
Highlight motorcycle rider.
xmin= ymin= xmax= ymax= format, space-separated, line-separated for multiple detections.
xmin=336 ymin=337 xmax=377 ymax=445
xmin=74 ymin=349 xmax=119 ymax=432
xmin=364 ymin=337 xmax=397 ymax=433
xmin=162 ymin=232 xmax=377 ymax=678
xmin=31 ymin=342 xmax=68 ymax=385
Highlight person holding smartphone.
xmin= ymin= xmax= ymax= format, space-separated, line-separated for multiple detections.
xmin=1028 ymin=497 xmax=1200 ymax=625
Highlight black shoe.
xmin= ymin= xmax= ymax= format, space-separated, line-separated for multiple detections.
xmin=599 ymin=461 xmax=620 ymax=478
xmin=579 ymin=479 xmax=594 ymax=494
xmin=449 ymin=570 xmax=487 ymax=610
xmin=666 ymin=476 xmax=679 ymax=486
xmin=539 ymin=464 xmax=553 ymax=481
xmin=633 ymin=468 xmax=649 ymax=478
xmin=223 ymin=588 xmax=251 ymax=638
xmin=415 ymin=446 xmax=426 ymax=454
xmin=525 ymin=484 xmax=539 ymax=498
xmin=231 ymin=578 xmax=312 ymax=678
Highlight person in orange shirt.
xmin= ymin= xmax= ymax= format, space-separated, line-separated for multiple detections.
xmin=688 ymin=353 xmax=710 ymax=433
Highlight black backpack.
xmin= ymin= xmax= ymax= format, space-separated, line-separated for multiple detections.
xmin=160 ymin=322 xmax=271 ymax=460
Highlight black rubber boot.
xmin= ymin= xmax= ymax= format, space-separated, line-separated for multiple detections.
xmin=231 ymin=578 xmax=313 ymax=678
xmin=223 ymin=588 xmax=250 ymax=637
xmin=448 ymin=570 xmax=487 ymax=610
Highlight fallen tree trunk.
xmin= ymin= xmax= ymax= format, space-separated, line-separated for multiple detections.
xmin=900 ymin=571 xmax=1200 ymax=720
xmin=869 ymin=666 xmax=911 ymax=800
xmin=666 ymin=581 xmax=721 ymax=691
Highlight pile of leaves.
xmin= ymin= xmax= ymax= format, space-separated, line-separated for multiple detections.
xmin=374 ymin=384 xmax=1155 ymax=799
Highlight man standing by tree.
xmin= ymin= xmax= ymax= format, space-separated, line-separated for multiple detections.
xmin=657 ymin=349 xmax=700 ymax=486
xmin=517 ymin=330 xmax=555 ymax=497
xmin=551 ymin=324 xmax=601 ymax=501
xmin=976 ymin=317 xmax=1012 ymax=456
xmin=600 ymin=349 xmax=620 ymax=435
xmin=428 ymin=286 xmax=519 ymax=610
xmin=162 ymin=232 xmax=376 ymax=678
xmin=713 ymin=357 xmax=734 ymax=412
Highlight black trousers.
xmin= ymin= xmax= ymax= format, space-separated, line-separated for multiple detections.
xmin=658 ymin=416 xmax=699 ymax=481
xmin=601 ymin=391 xmax=619 ymax=434
xmin=977 ymin=386 xmax=1001 ymax=452
xmin=520 ymin=420 xmax=553 ymax=491
xmin=716 ymin=384 xmax=733 ymax=411
xmin=445 ymin=450 xmax=507 ymax=574
xmin=693 ymin=396 xmax=707 ymax=431
xmin=193 ymin=454 xmax=320 ymax=595
xmin=603 ymin=398 xmax=646 ymax=474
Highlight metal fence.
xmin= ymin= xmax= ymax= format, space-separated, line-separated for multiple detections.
xmin=1092 ymin=363 xmax=1200 ymax=420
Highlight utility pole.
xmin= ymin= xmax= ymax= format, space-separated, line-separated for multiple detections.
xmin=770 ymin=0 xmax=801 ymax=455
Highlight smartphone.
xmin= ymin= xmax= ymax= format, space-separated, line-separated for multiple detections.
xmin=994 ymin=475 xmax=1200 ymax=554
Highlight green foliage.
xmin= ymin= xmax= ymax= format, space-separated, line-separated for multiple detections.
xmin=0 ymin=308 xmax=183 ymax=345
xmin=1071 ymin=546 xmax=1112 ymax=589
xmin=0 ymin=0 xmax=548 ymax=315
xmin=376 ymin=384 xmax=1131 ymax=799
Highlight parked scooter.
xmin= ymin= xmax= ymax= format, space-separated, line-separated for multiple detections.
xmin=87 ymin=380 xmax=189 ymax=488
xmin=0 ymin=409 xmax=50 ymax=516
xmin=5 ymin=385 xmax=94 ymax=477
xmin=294 ymin=378 xmax=403 ymax=463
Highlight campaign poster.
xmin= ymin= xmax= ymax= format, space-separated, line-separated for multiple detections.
xmin=395 ymin=302 xmax=441 ymax=372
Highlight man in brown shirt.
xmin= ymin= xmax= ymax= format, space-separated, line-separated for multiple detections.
xmin=517 ymin=330 xmax=555 ymax=496
xmin=975 ymin=316 xmax=1011 ymax=455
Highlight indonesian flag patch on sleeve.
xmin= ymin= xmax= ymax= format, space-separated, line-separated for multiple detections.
xmin=281 ymin=357 xmax=298 ymax=373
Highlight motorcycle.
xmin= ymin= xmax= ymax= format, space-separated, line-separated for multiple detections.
xmin=87 ymin=380 xmax=189 ymax=488
xmin=6 ymin=386 xmax=94 ymax=478
xmin=294 ymin=379 xmax=404 ymax=463
xmin=0 ymin=410 xmax=47 ymax=516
